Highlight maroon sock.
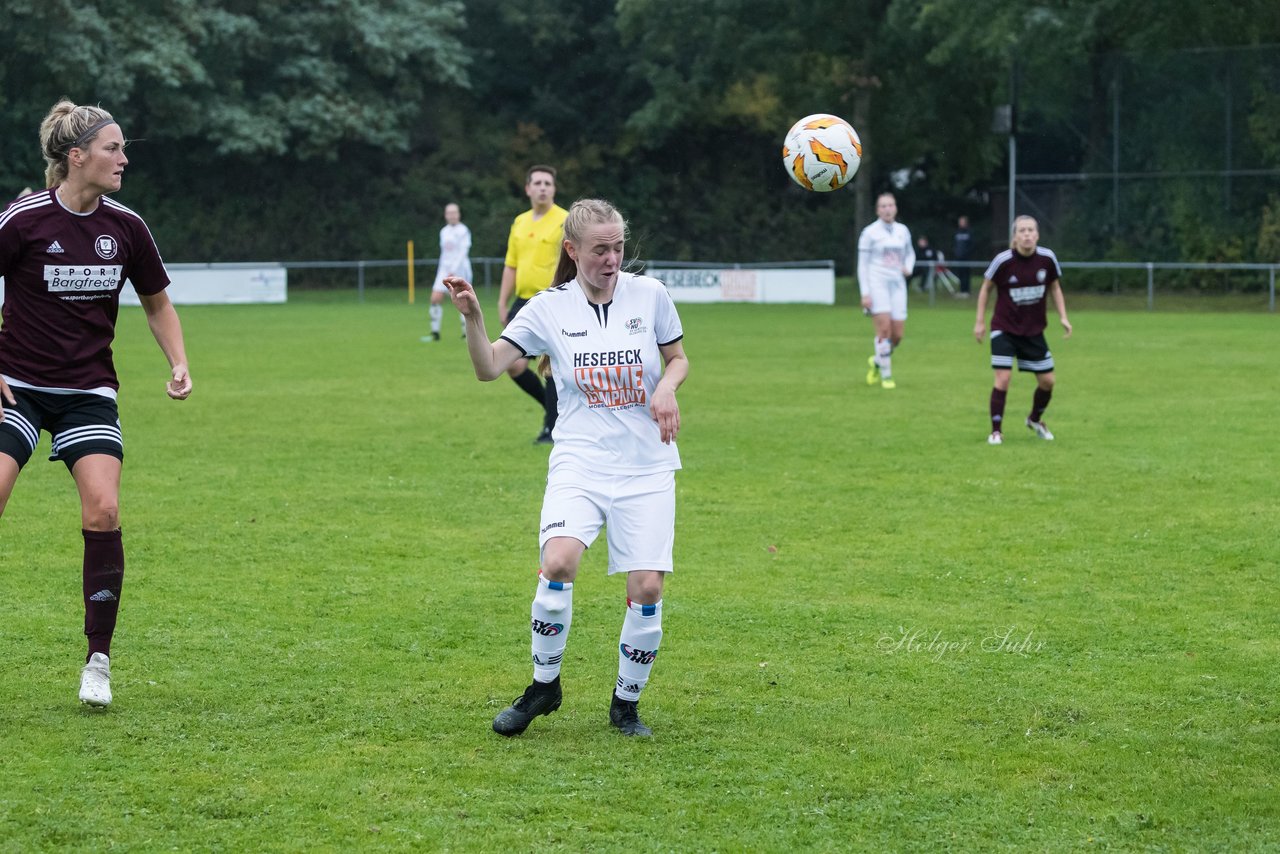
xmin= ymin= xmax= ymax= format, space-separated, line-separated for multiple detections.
xmin=83 ymin=529 xmax=124 ymax=660
xmin=1031 ymin=388 xmax=1053 ymax=423
xmin=990 ymin=388 xmax=1007 ymax=432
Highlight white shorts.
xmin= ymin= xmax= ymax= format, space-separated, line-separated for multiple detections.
xmin=539 ymin=463 xmax=676 ymax=574
xmin=432 ymin=262 xmax=473 ymax=293
xmin=865 ymin=280 xmax=908 ymax=321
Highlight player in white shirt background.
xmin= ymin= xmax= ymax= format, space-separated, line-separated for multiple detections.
xmin=857 ymin=192 xmax=915 ymax=390
xmin=444 ymin=198 xmax=689 ymax=738
xmin=423 ymin=202 xmax=472 ymax=342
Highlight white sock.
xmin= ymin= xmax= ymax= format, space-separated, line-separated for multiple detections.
xmin=874 ymin=337 xmax=893 ymax=377
xmin=429 ymin=303 xmax=443 ymax=333
xmin=531 ymin=575 xmax=572 ymax=682
xmin=615 ymin=599 xmax=662 ymax=701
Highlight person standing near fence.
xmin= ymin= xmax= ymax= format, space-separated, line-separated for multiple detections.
xmin=973 ymin=215 xmax=1072 ymax=445
xmin=446 ymin=198 xmax=689 ymax=737
xmin=858 ymin=192 xmax=915 ymax=390
xmin=952 ymin=215 xmax=973 ymax=297
xmin=423 ymin=202 xmax=471 ymax=342
xmin=908 ymin=234 xmax=938 ymax=293
xmin=0 ymin=100 xmax=193 ymax=707
xmin=498 ymin=166 xmax=567 ymax=443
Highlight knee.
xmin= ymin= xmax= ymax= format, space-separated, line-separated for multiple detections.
xmin=627 ymin=573 xmax=665 ymax=605
xmin=83 ymin=501 xmax=119 ymax=532
xmin=540 ymin=552 xmax=580 ymax=584
xmin=1038 ymin=374 xmax=1055 ymax=391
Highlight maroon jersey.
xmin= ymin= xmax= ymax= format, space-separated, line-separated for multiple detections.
xmin=982 ymin=246 xmax=1062 ymax=337
xmin=0 ymin=189 xmax=169 ymax=391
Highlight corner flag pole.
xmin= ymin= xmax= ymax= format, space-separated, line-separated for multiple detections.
xmin=407 ymin=240 xmax=415 ymax=304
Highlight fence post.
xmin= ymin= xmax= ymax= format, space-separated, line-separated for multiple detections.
xmin=1146 ymin=262 xmax=1154 ymax=311
xmin=358 ymin=260 xmax=365 ymax=304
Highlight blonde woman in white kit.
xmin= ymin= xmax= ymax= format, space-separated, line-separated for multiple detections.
xmin=445 ymin=198 xmax=689 ymax=738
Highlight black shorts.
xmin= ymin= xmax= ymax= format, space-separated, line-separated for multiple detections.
xmin=990 ymin=331 xmax=1054 ymax=373
xmin=0 ymin=386 xmax=123 ymax=471
xmin=509 ymin=296 xmax=532 ymax=320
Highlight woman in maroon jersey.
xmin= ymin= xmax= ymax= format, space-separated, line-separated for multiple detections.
xmin=973 ymin=215 xmax=1072 ymax=445
xmin=0 ymin=100 xmax=192 ymax=707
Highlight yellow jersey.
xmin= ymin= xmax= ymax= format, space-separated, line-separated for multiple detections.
xmin=504 ymin=204 xmax=568 ymax=299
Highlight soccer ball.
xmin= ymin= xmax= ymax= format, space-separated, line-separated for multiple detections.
xmin=782 ymin=114 xmax=862 ymax=192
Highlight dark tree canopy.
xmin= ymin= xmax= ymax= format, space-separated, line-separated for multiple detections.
xmin=1 ymin=0 xmax=1276 ymax=271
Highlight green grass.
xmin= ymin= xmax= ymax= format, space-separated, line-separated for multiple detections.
xmin=0 ymin=293 xmax=1276 ymax=851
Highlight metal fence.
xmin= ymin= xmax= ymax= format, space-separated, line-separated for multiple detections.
xmin=279 ymin=256 xmax=1277 ymax=312
xmin=916 ymin=260 xmax=1277 ymax=311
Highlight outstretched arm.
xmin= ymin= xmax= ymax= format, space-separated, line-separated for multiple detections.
xmin=136 ymin=290 xmax=192 ymax=399
xmin=444 ymin=277 xmax=525 ymax=381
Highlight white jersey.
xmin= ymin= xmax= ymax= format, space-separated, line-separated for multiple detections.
xmin=857 ymin=220 xmax=914 ymax=295
xmin=501 ymin=272 xmax=684 ymax=475
xmin=434 ymin=223 xmax=472 ymax=285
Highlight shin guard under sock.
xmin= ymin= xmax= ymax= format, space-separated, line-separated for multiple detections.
xmin=531 ymin=574 xmax=573 ymax=682
xmin=1031 ymin=387 xmax=1053 ymax=423
xmin=83 ymin=529 xmax=124 ymax=660
xmin=615 ymin=599 xmax=663 ymax=701
xmin=990 ymin=388 xmax=1007 ymax=432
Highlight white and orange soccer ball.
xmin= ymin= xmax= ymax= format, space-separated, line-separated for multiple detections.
xmin=782 ymin=113 xmax=862 ymax=192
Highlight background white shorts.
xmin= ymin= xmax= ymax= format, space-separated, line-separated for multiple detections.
xmin=866 ymin=280 xmax=908 ymax=321
xmin=432 ymin=263 xmax=472 ymax=293
xmin=539 ymin=463 xmax=676 ymax=574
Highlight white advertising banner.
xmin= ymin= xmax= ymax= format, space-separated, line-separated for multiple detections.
xmin=120 ymin=264 xmax=287 ymax=305
xmin=646 ymin=266 xmax=834 ymax=304
xmin=2 ymin=264 xmax=287 ymax=306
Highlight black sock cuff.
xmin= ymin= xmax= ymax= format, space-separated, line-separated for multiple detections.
xmin=83 ymin=529 xmax=123 ymax=542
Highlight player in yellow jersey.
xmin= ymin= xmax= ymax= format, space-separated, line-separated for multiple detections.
xmin=498 ymin=166 xmax=568 ymax=444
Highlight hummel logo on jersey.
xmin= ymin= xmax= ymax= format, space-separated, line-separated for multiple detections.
xmin=562 ymin=329 xmax=588 ymax=337
xmin=89 ymin=589 xmax=118 ymax=602
xmin=47 ymin=240 xmax=65 ymax=254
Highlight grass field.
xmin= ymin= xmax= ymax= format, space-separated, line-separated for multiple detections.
xmin=0 ymin=290 xmax=1276 ymax=851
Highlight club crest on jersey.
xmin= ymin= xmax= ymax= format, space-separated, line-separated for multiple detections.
xmin=95 ymin=235 xmax=118 ymax=260
xmin=624 ymin=317 xmax=647 ymax=335
xmin=1036 ymin=268 xmax=1047 ymax=283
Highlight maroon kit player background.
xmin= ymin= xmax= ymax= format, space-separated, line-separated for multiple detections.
xmin=983 ymin=247 xmax=1062 ymax=337
xmin=0 ymin=189 xmax=169 ymax=391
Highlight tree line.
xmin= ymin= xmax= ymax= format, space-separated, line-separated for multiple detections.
xmin=2 ymin=0 xmax=1277 ymax=276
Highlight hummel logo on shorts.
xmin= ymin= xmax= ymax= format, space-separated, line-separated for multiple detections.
xmin=89 ymin=589 xmax=118 ymax=602
xmin=47 ymin=240 xmax=65 ymax=253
